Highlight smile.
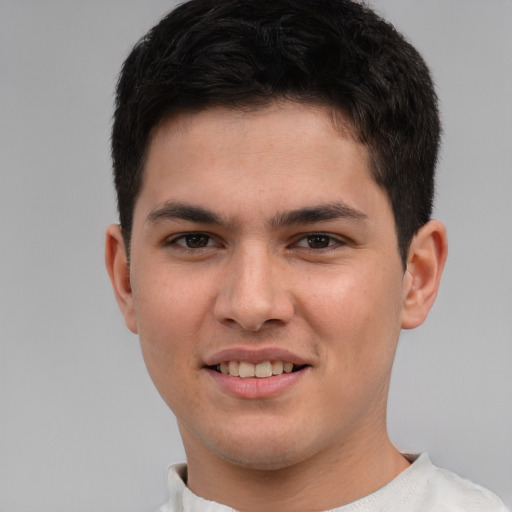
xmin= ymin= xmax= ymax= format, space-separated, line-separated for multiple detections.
xmin=213 ymin=360 xmax=307 ymax=378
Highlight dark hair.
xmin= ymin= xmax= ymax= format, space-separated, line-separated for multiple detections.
xmin=112 ymin=0 xmax=440 ymax=264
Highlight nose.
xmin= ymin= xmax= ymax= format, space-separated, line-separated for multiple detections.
xmin=213 ymin=245 xmax=294 ymax=332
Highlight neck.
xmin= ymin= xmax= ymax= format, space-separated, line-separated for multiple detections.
xmin=182 ymin=425 xmax=410 ymax=512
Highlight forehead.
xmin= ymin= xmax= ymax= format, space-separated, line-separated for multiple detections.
xmin=135 ymin=102 xmax=389 ymax=227
xmin=147 ymin=102 xmax=361 ymax=166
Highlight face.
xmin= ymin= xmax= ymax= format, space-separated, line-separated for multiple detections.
xmin=118 ymin=103 xmax=412 ymax=470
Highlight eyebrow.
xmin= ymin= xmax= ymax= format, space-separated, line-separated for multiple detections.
xmin=146 ymin=201 xmax=368 ymax=229
xmin=270 ymin=202 xmax=368 ymax=229
xmin=146 ymin=202 xmax=224 ymax=226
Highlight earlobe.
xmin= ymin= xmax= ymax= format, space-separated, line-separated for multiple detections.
xmin=401 ymin=220 xmax=448 ymax=330
xmin=105 ymin=224 xmax=138 ymax=334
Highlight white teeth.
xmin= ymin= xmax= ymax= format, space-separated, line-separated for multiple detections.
xmin=283 ymin=362 xmax=294 ymax=374
xmin=271 ymin=360 xmax=284 ymax=375
xmin=228 ymin=360 xmax=239 ymax=377
xmin=217 ymin=360 xmax=299 ymax=378
xmin=238 ymin=361 xmax=255 ymax=378
xmin=255 ymin=361 xmax=272 ymax=378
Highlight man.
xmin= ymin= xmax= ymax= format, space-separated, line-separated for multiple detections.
xmin=105 ymin=1 xmax=508 ymax=510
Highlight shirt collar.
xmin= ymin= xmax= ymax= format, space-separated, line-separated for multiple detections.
xmin=166 ymin=453 xmax=432 ymax=512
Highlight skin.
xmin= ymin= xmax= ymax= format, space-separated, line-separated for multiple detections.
xmin=106 ymin=102 xmax=447 ymax=511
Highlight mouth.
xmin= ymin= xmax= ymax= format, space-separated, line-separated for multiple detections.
xmin=209 ymin=360 xmax=308 ymax=378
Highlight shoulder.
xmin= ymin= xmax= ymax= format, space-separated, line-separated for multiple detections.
xmin=431 ymin=466 xmax=508 ymax=511
xmin=155 ymin=505 xmax=173 ymax=512
xmin=409 ymin=453 xmax=509 ymax=512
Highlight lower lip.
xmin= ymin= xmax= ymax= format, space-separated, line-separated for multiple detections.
xmin=205 ymin=367 xmax=308 ymax=399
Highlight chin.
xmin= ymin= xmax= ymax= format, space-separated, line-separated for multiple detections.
xmin=207 ymin=426 xmax=319 ymax=472
xmin=179 ymin=408 xmax=338 ymax=472
xmin=217 ymin=446 xmax=309 ymax=471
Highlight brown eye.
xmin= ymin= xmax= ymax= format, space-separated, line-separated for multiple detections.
xmin=306 ymin=234 xmax=331 ymax=248
xmin=293 ymin=233 xmax=346 ymax=251
xmin=184 ymin=233 xmax=210 ymax=248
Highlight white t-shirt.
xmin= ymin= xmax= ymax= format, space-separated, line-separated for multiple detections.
xmin=156 ymin=453 xmax=509 ymax=512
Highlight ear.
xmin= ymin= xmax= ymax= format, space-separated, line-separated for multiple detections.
xmin=105 ymin=224 xmax=138 ymax=333
xmin=401 ymin=220 xmax=448 ymax=329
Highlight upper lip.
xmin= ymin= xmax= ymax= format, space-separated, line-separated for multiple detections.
xmin=203 ymin=347 xmax=310 ymax=367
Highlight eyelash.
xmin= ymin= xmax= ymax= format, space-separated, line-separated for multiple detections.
xmin=166 ymin=232 xmax=218 ymax=250
xmin=165 ymin=232 xmax=347 ymax=251
xmin=292 ymin=233 xmax=347 ymax=250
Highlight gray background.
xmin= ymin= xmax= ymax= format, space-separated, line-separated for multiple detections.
xmin=0 ymin=1 xmax=510 ymax=511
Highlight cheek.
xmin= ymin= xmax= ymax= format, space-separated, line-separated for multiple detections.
xmin=131 ymin=269 xmax=213 ymax=384
xmin=301 ymin=266 xmax=403 ymax=362
xmin=304 ymin=270 xmax=403 ymax=424
xmin=133 ymin=265 xmax=212 ymax=333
